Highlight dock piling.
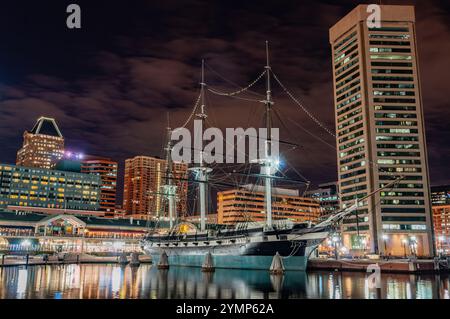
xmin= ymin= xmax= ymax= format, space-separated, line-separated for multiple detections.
xmin=118 ymin=252 xmax=129 ymax=265
xmin=157 ymin=251 xmax=169 ymax=269
xmin=269 ymin=252 xmax=285 ymax=274
xmin=201 ymin=252 xmax=215 ymax=272
xmin=130 ymin=252 xmax=141 ymax=267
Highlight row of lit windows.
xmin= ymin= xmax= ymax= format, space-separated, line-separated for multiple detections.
xmin=340 ymin=153 xmax=365 ymax=166
xmin=337 ymin=93 xmax=361 ymax=110
xmin=373 ymin=90 xmax=415 ymax=96
xmin=337 ymin=107 xmax=362 ymax=124
xmin=337 ymin=86 xmax=361 ymax=103
xmin=376 ymin=135 xmax=418 ymax=142
xmin=379 ymin=166 xmax=422 ymax=173
xmin=377 ymin=159 xmax=421 ymax=165
xmin=338 ymin=129 xmax=363 ymax=144
xmin=336 ymin=78 xmax=360 ymax=97
xmin=381 ymin=191 xmax=424 ymax=197
xmin=337 ymin=100 xmax=362 ymax=117
xmin=377 ymin=151 xmax=420 ymax=157
xmin=338 ymin=122 xmax=363 ymax=137
xmin=376 ymin=143 xmax=419 ymax=150
xmin=334 ymin=42 xmax=358 ymax=63
xmin=375 ymin=120 xmax=417 ymax=126
xmin=382 ymin=224 xmax=426 ymax=231
xmin=338 ymin=115 xmax=363 ymax=130
xmin=374 ymin=113 xmax=417 ymax=119
xmin=335 ymin=58 xmax=359 ymax=77
xmin=372 ymin=75 xmax=414 ymax=82
xmin=339 ymin=146 xmax=364 ymax=159
xmin=340 ymin=160 xmax=365 ymax=172
xmin=336 ymin=72 xmax=360 ymax=91
xmin=339 ymin=137 xmax=365 ymax=151
xmin=340 ymin=169 xmax=366 ymax=180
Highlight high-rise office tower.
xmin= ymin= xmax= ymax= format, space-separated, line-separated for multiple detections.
xmin=16 ymin=117 xmax=65 ymax=169
xmin=81 ymin=156 xmax=118 ymax=215
xmin=122 ymin=156 xmax=188 ymax=218
xmin=329 ymin=5 xmax=433 ymax=257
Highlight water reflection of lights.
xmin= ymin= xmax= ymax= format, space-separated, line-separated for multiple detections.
xmin=16 ymin=268 xmax=28 ymax=298
xmin=111 ymin=267 xmax=123 ymax=297
xmin=2 ymin=265 xmax=450 ymax=299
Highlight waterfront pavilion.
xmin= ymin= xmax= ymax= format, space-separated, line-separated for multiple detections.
xmin=0 ymin=209 xmax=149 ymax=253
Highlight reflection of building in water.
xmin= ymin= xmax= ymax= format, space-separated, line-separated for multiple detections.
xmin=0 ymin=264 xmax=446 ymax=299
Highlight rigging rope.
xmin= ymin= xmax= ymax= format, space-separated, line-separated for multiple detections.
xmin=173 ymin=92 xmax=202 ymax=132
xmin=206 ymin=69 xmax=267 ymax=98
xmin=272 ymin=70 xmax=336 ymax=138
xmin=205 ymin=62 xmax=265 ymax=98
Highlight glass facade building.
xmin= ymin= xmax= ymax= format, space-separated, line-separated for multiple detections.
xmin=0 ymin=164 xmax=101 ymax=211
xmin=329 ymin=5 xmax=433 ymax=257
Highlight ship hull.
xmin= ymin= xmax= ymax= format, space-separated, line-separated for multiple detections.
xmin=148 ymin=253 xmax=308 ymax=271
xmin=142 ymin=236 xmax=321 ymax=271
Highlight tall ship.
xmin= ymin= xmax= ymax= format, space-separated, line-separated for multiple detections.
xmin=141 ymin=43 xmax=402 ymax=271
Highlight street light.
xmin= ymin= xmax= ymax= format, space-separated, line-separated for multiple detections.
xmin=332 ymin=235 xmax=339 ymax=260
xmin=360 ymin=237 xmax=367 ymax=257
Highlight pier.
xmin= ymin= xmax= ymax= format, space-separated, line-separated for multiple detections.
xmin=308 ymin=257 xmax=449 ymax=274
xmin=0 ymin=253 xmax=152 ymax=267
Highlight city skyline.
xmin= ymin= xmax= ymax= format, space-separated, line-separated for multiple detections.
xmin=1 ymin=2 xmax=450 ymax=305
xmin=0 ymin=0 xmax=449 ymax=193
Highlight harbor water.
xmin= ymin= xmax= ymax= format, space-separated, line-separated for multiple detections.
xmin=0 ymin=264 xmax=449 ymax=299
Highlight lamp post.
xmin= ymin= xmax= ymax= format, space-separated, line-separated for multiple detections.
xmin=361 ymin=237 xmax=367 ymax=257
xmin=438 ymin=235 xmax=445 ymax=256
xmin=332 ymin=235 xmax=339 ymax=260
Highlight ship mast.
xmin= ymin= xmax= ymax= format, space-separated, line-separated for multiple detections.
xmin=190 ymin=60 xmax=211 ymax=232
xmin=162 ymin=126 xmax=177 ymax=229
xmin=261 ymin=41 xmax=276 ymax=229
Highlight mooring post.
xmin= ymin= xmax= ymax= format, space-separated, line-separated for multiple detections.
xmin=130 ymin=252 xmax=140 ymax=267
xmin=157 ymin=251 xmax=169 ymax=269
xmin=26 ymin=254 xmax=29 ymax=267
xmin=269 ymin=252 xmax=285 ymax=275
xmin=202 ymin=252 xmax=215 ymax=272
xmin=118 ymin=252 xmax=128 ymax=265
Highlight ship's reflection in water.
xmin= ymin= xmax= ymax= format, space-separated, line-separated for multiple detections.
xmin=0 ymin=264 xmax=449 ymax=299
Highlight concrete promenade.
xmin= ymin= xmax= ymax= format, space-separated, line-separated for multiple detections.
xmin=0 ymin=253 xmax=152 ymax=267
xmin=308 ymin=257 xmax=449 ymax=273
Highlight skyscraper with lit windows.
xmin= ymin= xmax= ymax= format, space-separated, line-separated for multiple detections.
xmin=16 ymin=117 xmax=65 ymax=169
xmin=122 ymin=156 xmax=188 ymax=218
xmin=329 ymin=5 xmax=433 ymax=257
xmin=81 ymin=156 xmax=118 ymax=215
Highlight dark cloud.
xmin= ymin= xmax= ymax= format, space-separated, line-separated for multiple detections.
xmin=0 ymin=0 xmax=449 ymax=207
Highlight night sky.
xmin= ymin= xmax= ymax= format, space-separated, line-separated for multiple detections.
xmin=0 ymin=0 xmax=449 ymax=201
